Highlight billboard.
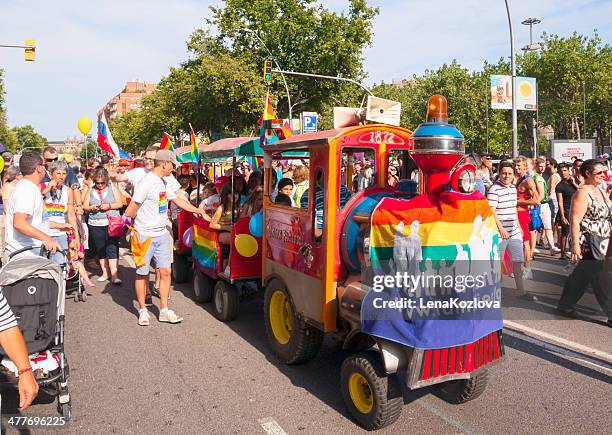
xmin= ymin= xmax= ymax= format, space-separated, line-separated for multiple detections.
xmin=490 ymin=75 xmax=537 ymax=110
xmin=551 ymin=139 xmax=596 ymax=163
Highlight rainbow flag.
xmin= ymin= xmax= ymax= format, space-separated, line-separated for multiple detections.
xmin=189 ymin=123 xmax=198 ymax=162
xmin=362 ymin=191 xmax=503 ymax=349
xmin=159 ymin=131 xmax=175 ymax=151
xmin=192 ymin=220 xmax=218 ymax=271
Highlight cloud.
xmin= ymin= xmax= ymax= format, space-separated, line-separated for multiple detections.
xmin=1 ymin=0 xmax=609 ymax=139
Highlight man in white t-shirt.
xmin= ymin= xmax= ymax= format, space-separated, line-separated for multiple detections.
xmin=125 ymin=150 xmax=201 ymax=326
xmin=112 ymin=146 xmax=181 ymax=303
xmin=4 ymin=152 xmax=62 ymax=262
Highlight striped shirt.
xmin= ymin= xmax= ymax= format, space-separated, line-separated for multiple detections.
xmin=487 ymin=180 xmax=521 ymax=239
xmin=0 ymin=291 xmax=18 ymax=332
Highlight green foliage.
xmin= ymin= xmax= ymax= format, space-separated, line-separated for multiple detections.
xmin=79 ymin=136 xmax=98 ymax=159
xmin=519 ymin=31 xmax=611 ymax=144
xmin=0 ymin=69 xmax=18 ymax=152
xmin=11 ymin=124 xmax=47 ymax=152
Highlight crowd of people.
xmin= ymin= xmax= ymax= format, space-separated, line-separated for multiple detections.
xmin=482 ymin=154 xmax=612 ymax=326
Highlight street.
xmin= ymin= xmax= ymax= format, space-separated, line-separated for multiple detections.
xmin=1 ymin=250 xmax=610 ymax=434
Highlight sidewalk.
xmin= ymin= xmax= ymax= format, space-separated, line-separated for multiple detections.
xmin=501 ymin=251 xmax=612 ymax=358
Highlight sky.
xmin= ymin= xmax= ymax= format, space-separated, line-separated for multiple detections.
xmin=0 ymin=0 xmax=610 ymax=141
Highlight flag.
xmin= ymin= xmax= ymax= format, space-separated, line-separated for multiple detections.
xmin=259 ymin=91 xmax=282 ymax=146
xmin=159 ymin=131 xmax=175 ymax=151
xmin=189 ymin=123 xmax=198 ymax=162
xmin=97 ymin=113 xmax=129 ymax=158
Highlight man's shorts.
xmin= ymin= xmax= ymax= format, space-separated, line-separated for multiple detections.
xmin=499 ymin=237 xmax=525 ymax=262
xmin=540 ymin=202 xmax=552 ymax=230
xmin=517 ymin=209 xmax=530 ymax=242
xmin=135 ymin=232 xmax=173 ymax=276
xmin=50 ymin=233 xmax=68 ymax=265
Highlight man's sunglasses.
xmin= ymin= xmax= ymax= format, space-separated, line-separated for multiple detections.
xmin=592 ymin=170 xmax=605 ymax=176
xmin=45 ymin=157 xmax=58 ymax=163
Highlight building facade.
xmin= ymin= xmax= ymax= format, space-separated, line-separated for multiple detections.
xmin=99 ymin=81 xmax=156 ymax=120
xmin=48 ymin=137 xmax=84 ymax=156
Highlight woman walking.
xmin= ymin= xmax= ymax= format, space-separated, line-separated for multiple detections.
xmin=557 ymin=159 xmax=612 ymax=327
xmin=83 ymin=168 xmax=123 ymax=284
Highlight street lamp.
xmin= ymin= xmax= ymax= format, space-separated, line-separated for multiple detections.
xmin=240 ymin=28 xmax=293 ymax=122
xmin=521 ymin=18 xmax=541 ymax=51
xmin=504 ymin=0 xmax=518 ymax=157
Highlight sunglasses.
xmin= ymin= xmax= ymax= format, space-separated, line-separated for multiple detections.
xmin=592 ymin=170 xmax=605 ymax=176
xmin=94 ymin=181 xmax=107 ymax=185
xmin=45 ymin=157 xmax=58 ymax=163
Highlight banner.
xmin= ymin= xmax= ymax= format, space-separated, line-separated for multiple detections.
xmin=490 ymin=75 xmax=537 ymax=111
xmin=551 ymin=139 xmax=596 ymax=163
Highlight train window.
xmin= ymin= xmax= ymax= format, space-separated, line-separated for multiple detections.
xmin=340 ymin=148 xmax=375 ymax=208
xmin=312 ymin=169 xmax=324 ymax=244
xmin=269 ymin=155 xmax=310 ymax=208
xmin=388 ymin=149 xmax=419 ymax=189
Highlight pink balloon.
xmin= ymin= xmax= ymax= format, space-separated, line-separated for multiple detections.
xmin=182 ymin=227 xmax=193 ymax=248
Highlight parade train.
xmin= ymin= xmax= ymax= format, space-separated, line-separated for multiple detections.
xmin=190 ymin=95 xmax=505 ymax=430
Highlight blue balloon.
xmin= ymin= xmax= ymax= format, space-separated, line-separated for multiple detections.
xmin=249 ymin=212 xmax=263 ymax=238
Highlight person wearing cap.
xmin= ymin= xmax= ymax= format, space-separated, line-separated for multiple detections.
xmin=124 ymin=150 xmax=202 ymax=326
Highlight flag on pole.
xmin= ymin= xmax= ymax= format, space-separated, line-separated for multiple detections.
xmin=159 ymin=131 xmax=175 ymax=151
xmin=189 ymin=123 xmax=198 ymax=162
xmin=97 ymin=113 xmax=129 ymax=158
xmin=258 ymin=91 xmax=291 ymax=147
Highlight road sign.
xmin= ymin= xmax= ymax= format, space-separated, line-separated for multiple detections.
xmin=301 ymin=112 xmax=318 ymax=133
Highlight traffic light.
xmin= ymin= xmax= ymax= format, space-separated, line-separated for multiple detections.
xmin=24 ymin=38 xmax=36 ymax=62
xmin=263 ymin=59 xmax=272 ymax=81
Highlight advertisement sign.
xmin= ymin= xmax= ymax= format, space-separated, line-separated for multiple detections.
xmin=551 ymin=139 xmax=596 ymax=163
xmin=490 ymin=75 xmax=537 ymax=110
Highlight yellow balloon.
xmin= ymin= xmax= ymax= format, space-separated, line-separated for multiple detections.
xmin=234 ymin=233 xmax=258 ymax=258
xmin=0 ymin=156 xmax=4 ymax=173
xmin=78 ymin=117 xmax=92 ymax=135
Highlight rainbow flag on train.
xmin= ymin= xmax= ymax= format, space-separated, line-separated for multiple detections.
xmin=192 ymin=220 xmax=218 ymax=270
xmin=361 ymin=191 xmax=503 ymax=349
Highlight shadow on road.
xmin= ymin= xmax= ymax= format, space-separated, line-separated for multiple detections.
xmin=504 ymin=335 xmax=612 ymax=385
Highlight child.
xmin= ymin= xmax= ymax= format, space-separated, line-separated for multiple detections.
xmin=67 ymin=228 xmax=94 ymax=288
xmin=277 ymin=178 xmax=295 ymax=206
xmin=198 ymin=182 xmax=220 ymax=220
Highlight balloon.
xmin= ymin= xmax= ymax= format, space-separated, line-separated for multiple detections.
xmin=249 ymin=211 xmax=263 ymax=237
xmin=182 ymin=227 xmax=193 ymax=248
xmin=234 ymin=233 xmax=258 ymax=258
xmin=0 ymin=156 xmax=4 ymax=174
xmin=77 ymin=117 xmax=92 ymax=135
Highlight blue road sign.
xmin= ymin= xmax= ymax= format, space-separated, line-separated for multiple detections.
xmin=302 ymin=112 xmax=318 ymax=133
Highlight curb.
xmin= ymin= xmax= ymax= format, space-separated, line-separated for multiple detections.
xmin=504 ymin=319 xmax=612 ymax=365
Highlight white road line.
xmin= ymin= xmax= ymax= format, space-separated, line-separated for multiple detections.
xmin=416 ymin=399 xmax=480 ymax=435
xmin=504 ymin=320 xmax=612 ymax=364
xmin=258 ymin=417 xmax=287 ymax=435
xmin=504 ymin=329 xmax=612 ymax=374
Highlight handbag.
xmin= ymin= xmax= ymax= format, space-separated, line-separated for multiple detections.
xmin=96 ymin=188 xmax=124 ymax=238
xmin=584 ymin=232 xmax=609 ymax=261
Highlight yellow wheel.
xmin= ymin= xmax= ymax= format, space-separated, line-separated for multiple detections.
xmin=269 ymin=290 xmax=293 ymax=345
xmin=264 ymin=279 xmax=323 ymax=364
xmin=348 ymin=373 xmax=373 ymax=414
xmin=340 ymin=352 xmax=402 ymax=430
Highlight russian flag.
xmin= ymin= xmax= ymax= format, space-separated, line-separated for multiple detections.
xmin=98 ymin=113 xmax=129 ymax=158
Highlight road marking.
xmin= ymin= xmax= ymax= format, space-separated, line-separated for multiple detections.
xmin=258 ymin=417 xmax=287 ymax=435
xmin=504 ymin=329 xmax=612 ymax=374
xmin=504 ymin=320 xmax=612 ymax=365
xmin=416 ymin=399 xmax=480 ymax=435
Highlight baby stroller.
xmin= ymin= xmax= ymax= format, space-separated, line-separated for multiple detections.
xmin=0 ymin=246 xmax=71 ymax=420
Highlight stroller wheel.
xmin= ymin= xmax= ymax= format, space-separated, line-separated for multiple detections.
xmin=74 ymin=292 xmax=80 ymax=302
xmin=80 ymin=291 xmax=87 ymax=302
xmin=60 ymin=402 xmax=71 ymax=421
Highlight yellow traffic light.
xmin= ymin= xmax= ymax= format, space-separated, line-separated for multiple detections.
xmin=263 ymin=59 xmax=272 ymax=81
xmin=24 ymin=38 xmax=36 ymax=62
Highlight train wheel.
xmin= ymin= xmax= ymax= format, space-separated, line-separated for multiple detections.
xmin=213 ymin=280 xmax=239 ymax=321
xmin=340 ymin=352 xmax=402 ymax=431
xmin=172 ymin=254 xmax=190 ymax=283
xmin=193 ymin=268 xmax=213 ymax=303
xmin=263 ymin=280 xmax=322 ymax=364
xmin=437 ymin=369 xmax=488 ymax=404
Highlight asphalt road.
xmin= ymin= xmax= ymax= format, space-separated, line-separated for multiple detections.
xmin=1 ymin=252 xmax=610 ymax=434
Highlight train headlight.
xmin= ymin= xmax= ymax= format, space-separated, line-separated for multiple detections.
xmin=458 ymin=169 xmax=476 ymax=193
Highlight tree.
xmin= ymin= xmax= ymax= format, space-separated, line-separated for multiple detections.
xmin=79 ymin=135 xmax=97 ymax=159
xmin=11 ymin=125 xmax=47 ymax=152
xmin=0 ymin=69 xmax=18 ymax=152
xmin=519 ymin=31 xmax=611 ymax=146
xmin=199 ymin=0 xmax=379 ymax=118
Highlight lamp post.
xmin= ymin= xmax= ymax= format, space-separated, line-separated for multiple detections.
xmin=504 ymin=0 xmax=518 ymax=157
xmin=240 ymin=28 xmax=292 ymax=122
xmin=521 ymin=17 xmax=541 ymax=157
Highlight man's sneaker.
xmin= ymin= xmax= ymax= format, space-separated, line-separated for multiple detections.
xmin=550 ymin=246 xmax=561 ymax=254
xmin=145 ymin=293 xmax=153 ymax=306
xmin=138 ymin=310 xmax=150 ymax=326
xmin=158 ymin=309 xmax=183 ymax=324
